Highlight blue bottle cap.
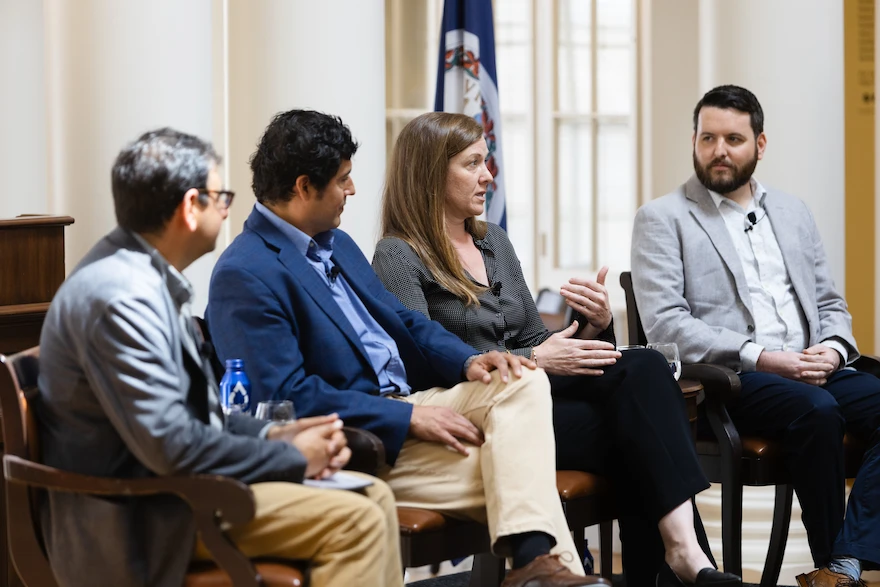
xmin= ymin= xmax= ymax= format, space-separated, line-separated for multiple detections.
xmin=225 ymin=358 xmax=245 ymax=369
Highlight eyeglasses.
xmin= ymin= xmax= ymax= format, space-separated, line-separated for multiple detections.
xmin=196 ymin=188 xmax=235 ymax=209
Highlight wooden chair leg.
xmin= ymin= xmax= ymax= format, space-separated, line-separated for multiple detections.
xmin=573 ymin=526 xmax=586 ymax=567
xmin=759 ymin=484 xmax=793 ymax=587
xmin=599 ymin=521 xmax=613 ymax=580
xmin=470 ymin=552 xmax=504 ymax=587
xmin=708 ymin=402 xmax=744 ymax=577
xmin=721 ymin=474 xmax=744 ymax=577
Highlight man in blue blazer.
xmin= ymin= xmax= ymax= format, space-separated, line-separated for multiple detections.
xmin=39 ymin=128 xmax=402 ymax=587
xmin=208 ymin=110 xmax=607 ymax=586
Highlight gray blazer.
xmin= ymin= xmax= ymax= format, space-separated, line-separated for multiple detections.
xmin=37 ymin=227 xmax=307 ymax=587
xmin=631 ymin=175 xmax=857 ymax=371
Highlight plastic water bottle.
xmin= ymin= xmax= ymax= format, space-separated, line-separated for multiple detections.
xmin=219 ymin=359 xmax=250 ymax=415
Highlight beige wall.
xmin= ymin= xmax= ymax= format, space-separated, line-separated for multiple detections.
xmin=0 ymin=0 xmax=47 ymax=218
xmin=0 ymin=0 xmax=385 ymax=315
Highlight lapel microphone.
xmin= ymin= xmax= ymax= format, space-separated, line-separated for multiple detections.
xmin=744 ymin=210 xmax=765 ymax=233
xmin=327 ymin=265 xmax=340 ymax=284
xmin=491 ymin=281 xmax=503 ymax=296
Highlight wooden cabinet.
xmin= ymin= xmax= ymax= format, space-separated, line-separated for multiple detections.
xmin=0 ymin=215 xmax=74 ymax=587
xmin=0 ymin=216 xmax=74 ymax=355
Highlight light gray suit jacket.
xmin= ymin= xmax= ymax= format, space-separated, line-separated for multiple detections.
xmin=37 ymin=227 xmax=307 ymax=587
xmin=631 ymin=175 xmax=857 ymax=371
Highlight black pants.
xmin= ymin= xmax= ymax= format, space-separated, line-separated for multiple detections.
xmin=551 ymin=348 xmax=710 ymax=586
xmin=731 ymin=369 xmax=880 ymax=570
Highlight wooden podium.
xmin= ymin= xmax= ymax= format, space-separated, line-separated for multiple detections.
xmin=0 ymin=215 xmax=73 ymax=587
xmin=0 ymin=216 xmax=75 ymax=356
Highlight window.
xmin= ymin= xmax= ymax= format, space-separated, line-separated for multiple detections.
xmin=386 ymin=0 xmax=638 ymax=294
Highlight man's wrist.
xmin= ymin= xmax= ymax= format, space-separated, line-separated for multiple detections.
xmin=462 ymin=354 xmax=479 ymax=377
xmin=821 ymin=339 xmax=849 ymax=369
xmin=262 ymin=422 xmax=280 ymax=439
xmin=740 ymin=341 xmax=765 ymax=372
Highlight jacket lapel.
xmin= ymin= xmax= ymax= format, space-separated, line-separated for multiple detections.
xmin=245 ymin=209 xmax=371 ymax=362
xmin=763 ymin=192 xmax=814 ymax=322
xmin=684 ymin=176 xmax=755 ymax=318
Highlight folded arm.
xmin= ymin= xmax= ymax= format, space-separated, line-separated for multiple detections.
xmin=83 ymin=297 xmax=306 ymax=484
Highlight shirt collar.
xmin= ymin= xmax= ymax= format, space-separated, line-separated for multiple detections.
xmin=255 ymin=202 xmax=335 ymax=259
xmin=129 ymin=230 xmax=193 ymax=309
xmin=708 ymin=177 xmax=767 ymax=213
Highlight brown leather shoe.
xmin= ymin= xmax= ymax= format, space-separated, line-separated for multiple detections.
xmin=795 ymin=568 xmax=866 ymax=587
xmin=500 ymin=554 xmax=611 ymax=587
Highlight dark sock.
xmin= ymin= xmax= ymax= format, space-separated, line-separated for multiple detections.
xmin=510 ymin=531 xmax=553 ymax=569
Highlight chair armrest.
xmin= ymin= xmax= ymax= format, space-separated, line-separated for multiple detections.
xmin=853 ymin=354 xmax=880 ymax=378
xmin=681 ymin=363 xmax=741 ymax=404
xmin=4 ymin=455 xmax=263 ymax=587
xmin=343 ymin=427 xmax=385 ymax=474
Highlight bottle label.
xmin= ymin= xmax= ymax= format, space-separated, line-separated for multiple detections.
xmin=229 ymin=381 xmax=249 ymax=411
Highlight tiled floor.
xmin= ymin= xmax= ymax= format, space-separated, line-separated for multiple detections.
xmin=405 ymin=554 xmax=880 ymax=585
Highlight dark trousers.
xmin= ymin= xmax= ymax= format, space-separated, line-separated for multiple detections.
xmin=551 ymin=349 xmax=710 ymax=586
xmin=731 ymin=369 xmax=880 ymax=569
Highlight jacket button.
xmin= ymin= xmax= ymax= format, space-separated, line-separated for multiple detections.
xmin=747 ymin=324 xmax=755 ymax=332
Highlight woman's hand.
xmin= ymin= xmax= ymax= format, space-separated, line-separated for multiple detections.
xmin=560 ymin=266 xmax=613 ymax=335
xmin=534 ymin=321 xmax=621 ymax=376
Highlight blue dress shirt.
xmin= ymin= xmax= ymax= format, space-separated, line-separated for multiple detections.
xmin=255 ymin=203 xmax=411 ymax=396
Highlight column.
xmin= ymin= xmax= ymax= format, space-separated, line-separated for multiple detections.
xmin=43 ymin=0 xmax=216 ymax=309
xmin=226 ymin=0 xmax=387 ymax=257
xmin=0 ymin=0 xmax=47 ymax=218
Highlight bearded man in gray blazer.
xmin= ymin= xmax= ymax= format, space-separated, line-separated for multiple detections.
xmin=36 ymin=128 xmax=402 ymax=587
xmin=631 ymin=85 xmax=880 ymax=587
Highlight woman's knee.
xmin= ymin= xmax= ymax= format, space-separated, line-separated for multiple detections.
xmin=623 ymin=348 xmax=672 ymax=373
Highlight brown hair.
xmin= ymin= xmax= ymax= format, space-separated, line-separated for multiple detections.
xmin=381 ymin=112 xmax=488 ymax=306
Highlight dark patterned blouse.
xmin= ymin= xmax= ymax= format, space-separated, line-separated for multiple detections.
xmin=372 ymin=223 xmax=614 ymax=358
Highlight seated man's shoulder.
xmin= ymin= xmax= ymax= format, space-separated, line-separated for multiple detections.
xmin=217 ymin=228 xmax=265 ymax=262
xmin=763 ymin=185 xmax=808 ymax=209
xmin=635 ymin=188 xmax=689 ymax=224
xmin=332 ymin=227 xmax=357 ymax=245
xmin=64 ymin=241 xmax=161 ymax=308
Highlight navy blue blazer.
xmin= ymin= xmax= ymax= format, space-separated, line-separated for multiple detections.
xmin=206 ymin=207 xmax=478 ymax=463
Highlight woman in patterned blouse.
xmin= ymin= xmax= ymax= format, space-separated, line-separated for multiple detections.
xmin=372 ymin=112 xmax=740 ymax=587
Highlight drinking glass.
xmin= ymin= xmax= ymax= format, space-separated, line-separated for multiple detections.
xmin=254 ymin=400 xmax=296 ymax=423
xmin=647 ymin=342 xmax=681 ymax=381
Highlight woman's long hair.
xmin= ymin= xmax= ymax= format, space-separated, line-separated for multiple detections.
xmin=380 ymin=112 xmax=489 ymax=306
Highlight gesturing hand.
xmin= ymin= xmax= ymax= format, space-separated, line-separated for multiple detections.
xmin=756 ymin=350 xmax=837 ymax=386
xmin=560 ymin=266 xmax=613 ymax=334
xmin=534 ymin=320 xmax=620 ymax=377
xmin=409 ymin=405 xmax=484 ymax=456
xmin=465 ymin=350 xmax=536 ymax=384
xmin=289 ymin=418 xmax=351 ymax=479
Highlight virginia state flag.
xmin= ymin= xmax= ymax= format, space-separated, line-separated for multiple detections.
xmin=435 ymin=0 xmax=507 ymax=230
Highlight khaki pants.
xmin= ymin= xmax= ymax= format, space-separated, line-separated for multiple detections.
xmin=381 ymin=368 xmax=584 ymax=575
xmin=193 ymin=472 xmax=402 ymax=587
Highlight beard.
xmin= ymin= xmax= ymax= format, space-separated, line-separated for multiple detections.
xmin=693 ymin=147 xmax=758 ymax=194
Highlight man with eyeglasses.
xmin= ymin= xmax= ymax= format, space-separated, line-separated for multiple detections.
xmin=36 ymin=128 xmax=403 ymax=587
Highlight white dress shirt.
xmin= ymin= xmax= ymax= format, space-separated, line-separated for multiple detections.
xmin=708 ymin=179 xmax=848 ymax=371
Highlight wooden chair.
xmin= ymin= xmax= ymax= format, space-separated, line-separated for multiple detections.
xmin=0 ymin=347 xmax=308 ymax=587
xmin=620 ymin=271 xmax=868 ymax=587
